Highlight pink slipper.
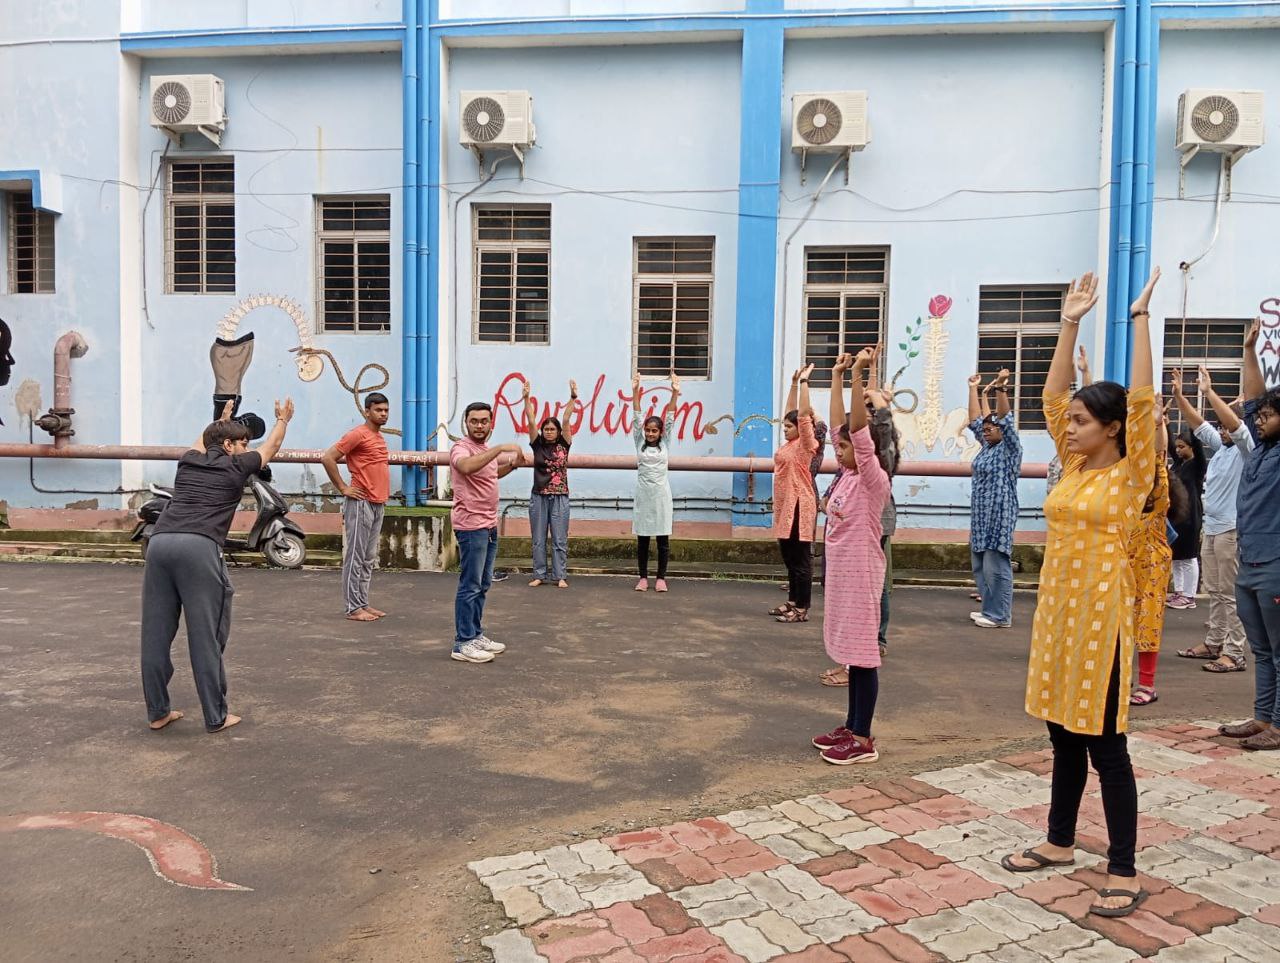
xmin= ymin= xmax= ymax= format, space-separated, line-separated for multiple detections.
xmin=635 ymin=578 xmax=649 ymax=592
xmin=655 ymin=579 xmax=668 ymax=593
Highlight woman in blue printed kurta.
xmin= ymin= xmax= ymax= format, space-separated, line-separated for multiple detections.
xmin=966 ymin=368 xmax=1023 ymax=627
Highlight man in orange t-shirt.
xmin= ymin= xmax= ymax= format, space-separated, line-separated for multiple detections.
xmin=322 ymin=392 xmax=391 ymax=621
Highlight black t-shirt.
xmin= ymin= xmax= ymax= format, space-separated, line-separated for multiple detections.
xmin=530 ymin=437 xmax=570 ymax=495
xmin=153 ymin=448 xmax=264 ymax=545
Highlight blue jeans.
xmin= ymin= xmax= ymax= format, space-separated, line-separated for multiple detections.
xmin=971 ymin=548 xmax=1013 ymax=625
xmin=1237 ymin=557 xmax=1280 ymax=724
xmin=529 ymin=493 xmax=570 ymax=581
xmin=455 ymin=527 xmax=498 ymax=646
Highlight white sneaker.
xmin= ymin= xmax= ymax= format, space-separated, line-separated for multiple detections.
xmin=973 ymin=615 xmax=1010 ymax=628
xmin=451 ymin=640 xmax=495 ymax=663
xmin=969 ymin=612 xmax=983 ymax=622
xmin=476 ymin=634 xmax=506 ymax=655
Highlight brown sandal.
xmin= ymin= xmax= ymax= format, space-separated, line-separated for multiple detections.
xmin=1205 ymin=658 xmax=1246 ymax=673
xmin=1177 ymin=644 xmax=1219 ymax=660
xmin=768 ymin=602 xmax=795 ymax=617
xmin=776 ymin=608 xmax=809 ymax=623
xmin=1220 ymin=720 xmax=1269 ymax=739
xmin=1243 ymin=729 xmax=1280 ymax=752
xmin=821 ymin=667 xmax=849 ymax=687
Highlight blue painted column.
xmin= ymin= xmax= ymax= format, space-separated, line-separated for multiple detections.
xmin=1105 ymin=0 xmax=1138 ymax=384
xmin=1130 ymin=0 xmax=1158 ymax=317
xmin=732 ymin=4 xmax=784 ymax=528
xmin=401 ymin=0 xmax=420 ymax=504
xmin=417 ymin=0 xmax=442 ymax=497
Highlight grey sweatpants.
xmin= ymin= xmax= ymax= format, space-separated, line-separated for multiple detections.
xmin=141 ymin=532 xmax=233 ymax=731
xmin=342 ymin=497 xmax=385 ymax=613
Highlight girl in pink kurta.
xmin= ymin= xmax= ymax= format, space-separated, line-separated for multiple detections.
xmin=811 ymin=349 xmax=891 ymax=765
xmin=771 ymin=365 xmax=820 ymax=623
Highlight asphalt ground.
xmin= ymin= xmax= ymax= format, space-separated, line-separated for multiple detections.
xmin=0 ymin=562 xmax=1254 ymax=962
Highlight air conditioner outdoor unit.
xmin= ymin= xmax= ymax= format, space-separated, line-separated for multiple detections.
xmin=791 ymin=91 xmax=870 ymax=152
xmin=459 ymin=90 xmax=536 ymax=148
xmin=1176 ymin=88 xmax=1264 ymax=152
xmin=149 ymin=74 xmax=227 ymax=145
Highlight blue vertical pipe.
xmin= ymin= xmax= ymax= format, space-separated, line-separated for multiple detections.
xmin=1129 ymin=0 xmax=1154 ymax=312
xmin=400 ymin=0 xmax=420 ymax=504
xmin=1105 ymin=0 xmax=1138 ymax=384
xmin=732 ymin=15 xmax=784 ymax=528
xmin=418 ymin=0 xmax=441 ymax=497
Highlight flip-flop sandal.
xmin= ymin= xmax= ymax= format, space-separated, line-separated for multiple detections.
xmin=768 ymin=603 xmax=795 ymax=617
xmin=1000 ymin=849 xmax=1076 ymax=873
xmin=776 ymin=608 xmax=809 ymax=623
xmin=1129 ymin=689 xmax=1158 ymax=706
xmin=1089 ymin=888 xmax=1148 ymax=918
xmin=1204 ymin=659 xmax=1246 ymax=673
xmin=821 ymin=668 xmax=849 ymax=687
xmin=1176 ymin=646 xmax=1219 ymax=660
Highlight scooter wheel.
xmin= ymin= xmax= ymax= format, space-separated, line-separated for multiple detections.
xmin=264 ymin=532 xmax=306 ymax=569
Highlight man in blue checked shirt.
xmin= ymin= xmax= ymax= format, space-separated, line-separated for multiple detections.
xmin=1170 ymin=366 xmax=1252 ymax=673
xmin=1218 ymin=320 xmax=1280 ymax=752
xmin=966 ymin=368 xmax=1023 ymax=629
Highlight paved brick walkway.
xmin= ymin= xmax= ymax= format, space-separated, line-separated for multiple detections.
xmin=470 ymin=724 xmax=1280 ymax=962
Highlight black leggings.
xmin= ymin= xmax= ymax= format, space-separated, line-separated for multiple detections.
xmin=777 ymin=509 xmax=813 ymax=610
xmin=1046 ymin=649 xmax=1138 ymax=877
xmin=637 ymin=535 xmax=669 ymax=580
xmin=845 ymin=667 xmax=879 ymax=738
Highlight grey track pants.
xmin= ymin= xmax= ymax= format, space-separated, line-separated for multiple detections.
xmin=342 ymin=497 xmax=385 ymax=613
xmin=141 ymin=532 xmax=233 ymax=731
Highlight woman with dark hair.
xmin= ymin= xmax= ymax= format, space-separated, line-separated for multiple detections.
xmin=1130 ymin=399 xmax=1190 ymax=707
xmin=1167 ymin=428 xmax=1207 ymax=609
xmin=1000 ymin=268 xmax=1160 ymax=920
xmin=522 ymin=378 xmax=577 ymax=589
xmin=771 ymin=364 xmax=820 ymax=623
xmin=631 ymin=372 xmax=680 ymax=592
xmin=966 ymin=367 xmax=1022 ymax=628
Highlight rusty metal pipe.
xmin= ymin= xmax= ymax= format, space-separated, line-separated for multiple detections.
xmin=39 ymin=331 xmax=89 ymax=449
xmin=0 ymin=443 xmax=1049 ymax=479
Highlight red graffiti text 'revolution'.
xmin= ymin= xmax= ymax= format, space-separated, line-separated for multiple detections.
xmin=493 ymin=373 xmax=707 ymax=442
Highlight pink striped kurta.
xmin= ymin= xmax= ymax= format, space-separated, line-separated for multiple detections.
xmin=823 ymin=426 xmax=891 ymax=669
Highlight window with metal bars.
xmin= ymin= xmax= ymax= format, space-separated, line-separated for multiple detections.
xmin=633 ymin=237 xmax=714 ymax=379
xmin=165 ymin=158 xmax=235 ymax=294
xmin=315 ymin=196 xmax=391 ymax=333
xmin=802 ymin=247 xmax=888 ymax=388
xmin=1162 ymin=317 xmax=1249 ymax=433
xmin=7 ymin=191 xmax=55 ymax=293
xmin=472 ymin=205 xmax=550 ymax=344
xmin=976 ymin=285 xmax=1066 ymax=431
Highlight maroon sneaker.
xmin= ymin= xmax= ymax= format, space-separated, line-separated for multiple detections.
xmin=821 ymin=736 xmax=879 ymax=766
xmin=812 ymin=726 xmax=855 ymax=750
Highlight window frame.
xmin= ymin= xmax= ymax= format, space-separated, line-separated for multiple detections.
xmin=471 ymin=204 xmax=552 ymax=345
xmin=164 ymin=157 xmax=236 ymax=295
xmin=314 ymin=194 xmax=393 ymax=334
xmin=976 ymin=284 xmax=1068 ymax=432
xmin=631 ymin=235 xmax=715 ymax=381
xmin=801 ymin=246 xmax=890 ymax=389
xmin=1162 ymin=316 xmax=1251 ymax=432
xmin=6 ymin=190 xmax=55 ymax=294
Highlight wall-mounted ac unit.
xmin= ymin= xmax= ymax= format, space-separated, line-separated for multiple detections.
xmin=1176 ymin=88 xmax=1264 ymax=153
xmin=459 ymin=90 xmax=536 ymax=148
xmin=791 ymin=92 xmax=870 ymax=152
xmin=150 ymin=74 xmax=227 ymax=146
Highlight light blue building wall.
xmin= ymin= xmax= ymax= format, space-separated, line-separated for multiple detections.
xmin=2 ymin=0 xmax=1279 ymax=533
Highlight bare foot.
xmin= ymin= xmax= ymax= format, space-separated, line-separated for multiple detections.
xmin=557 ymin=579 xmax=569 ymax=589
xmin=1002 ymin=842 xmax=1074 ymax=870
xmin=346 ymin=609 xmax=379 ymax=622
xmin=209 ymin=714 xmax=241 ymax=733
xmin=365 ymin=606 xmax=386 ymax=618
xmin=528 ymin=579 xmax=543 ymax=588
xmin=149 ymin=710 xmax=184 ymax=730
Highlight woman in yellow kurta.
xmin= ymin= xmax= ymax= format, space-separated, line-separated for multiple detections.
xmin=1000 ymin=268 xmax=1160 ymax=920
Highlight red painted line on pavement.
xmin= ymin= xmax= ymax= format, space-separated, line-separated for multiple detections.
xmin=0 ymin=811 xmax=251 ymax=891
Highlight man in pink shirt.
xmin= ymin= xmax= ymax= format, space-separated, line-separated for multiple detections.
xmin=450 ymin=401 xmax=525 ymax=663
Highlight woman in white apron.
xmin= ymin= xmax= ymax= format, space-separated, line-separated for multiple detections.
xmin=632 ymin=372 xmax=681 ymax=592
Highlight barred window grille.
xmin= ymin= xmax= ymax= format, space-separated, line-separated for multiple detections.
xmin=315 ymin=196 xmax=391 ymax=333
xmin=633 ymin=237 xmax=714 ymax=379
xmin=1163 ymin=317 xmax=1249 ymax=433
xmin=802 ymin=247 xmax=888 ymax=388
xmin=977 ymin=286 xmax=1067 ymax=431
xmin=165 ymin=158 xmax=235 ymax=294
xmin=472 ymin=205 xmax=550 ymax=344
xmin=7 ymin=191 xmax=55 ymax=293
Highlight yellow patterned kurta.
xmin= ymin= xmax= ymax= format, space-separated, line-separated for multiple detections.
xmin=1131 ymin=463 xmax=1172 ymax=654
xmin=1025 ymin=384 xmax=1156 ymax=735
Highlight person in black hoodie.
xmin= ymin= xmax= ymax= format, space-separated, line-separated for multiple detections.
xmin=1167 ymin=427 xmax=1207 ymax=610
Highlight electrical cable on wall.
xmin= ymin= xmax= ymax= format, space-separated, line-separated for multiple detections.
xmin=1176 ymin=154 xmax=1230 ymax=360
xmin=241 ymin=70 xmax=302 ymax=253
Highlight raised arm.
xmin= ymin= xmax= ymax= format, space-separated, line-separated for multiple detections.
xmin=1199 ymin=365 xmax=1243 ymax=434
xmin=991 ymin=368 xmax=1012 ymax=418
xmin=967 ymin=373 xmax=985 ymax=423
xmin=192 ymin=397 xmax=236 ymax=453
xmin=1046 ymin=273 xmax=1099 ymax=395
xmin=1076 ymin=346 xmax=1093 ymax=388
xmin=847 ymin=349 xmax=875 ymax=435
xmin=255 ymin=398 xmax=295 ymax=467
xmin=830 ymin=354 xmax=851 ymax=433
xmin=661 ymin=373 xmax=681 ymax=423
xmin=1170 ymin=368 xmax=1204 ymax=430
xmin=1129 ymin=267 xmax=1159 ymax=391
xmin=1243 ymin=319 xmax=1265 ymax=402
xmin=521 ymin=380 xmax=538 ymax=444
xmin=562 ymin=379 xmax=578 ymax=446
xmin=785 ymin=368 xmax=800 ymax=415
